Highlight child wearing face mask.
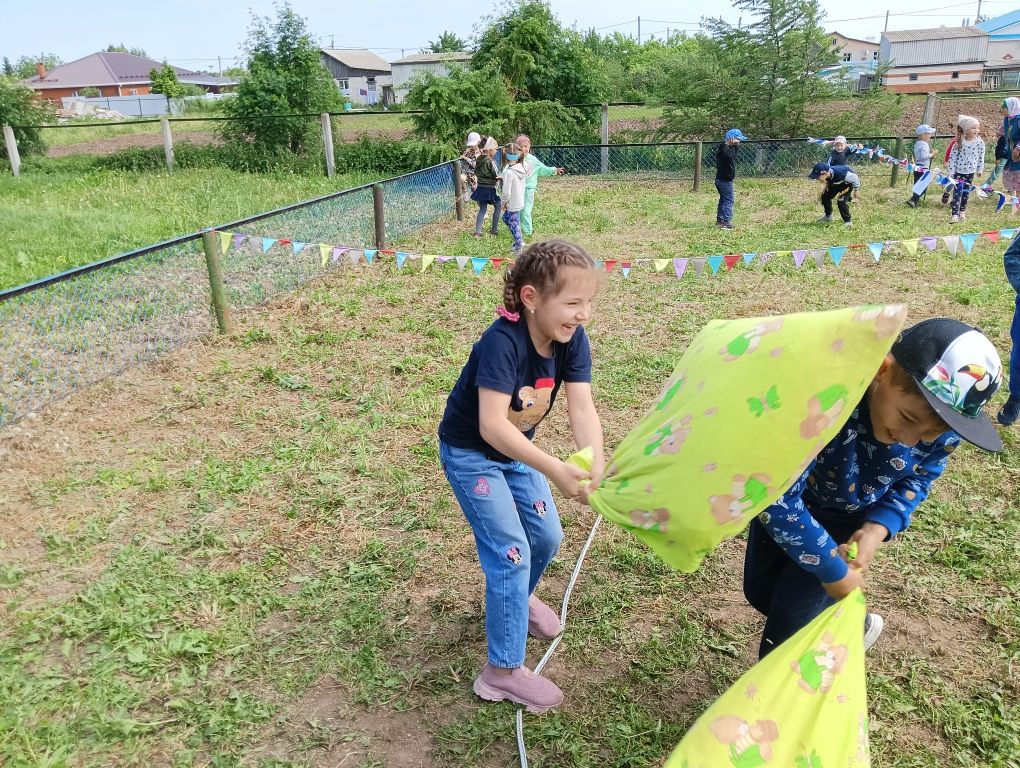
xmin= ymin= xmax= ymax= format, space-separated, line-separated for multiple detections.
xmin=499 ymin=142 xmax=528 ymax=254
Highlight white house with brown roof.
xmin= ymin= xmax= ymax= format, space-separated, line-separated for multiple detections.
xmin=390 ymin=52 xmax=471 ymax=103
xmin=320 ymin=49 xmax=392 ymax=105
xmin=879 ymin=27 xmax=989 ymax=92
xmin=22 ymin=51 xmax=236 ymax=102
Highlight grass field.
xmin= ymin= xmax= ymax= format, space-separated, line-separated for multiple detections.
xmin=1 ymin=173 xmax=1019 ymax=767
xmin=0 ymin=169 xmax=380 ymax=290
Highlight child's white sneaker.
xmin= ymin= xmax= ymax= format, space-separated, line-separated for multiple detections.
xmin=864 ymin=612 xmax=884 ymax=651
xmin=950 ymin=214 xmax=960 ymax=223
xmin=817 ymin=215 xmax=833 ymax=224
xmin=960 ymin=211 xmax=967 ymax=220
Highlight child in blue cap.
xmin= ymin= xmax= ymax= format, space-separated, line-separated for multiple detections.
xmin=715 ymin=128 xmax=748 ymax=229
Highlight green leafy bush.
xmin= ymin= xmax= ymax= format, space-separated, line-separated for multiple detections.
xmin=0 ymin=78 xmax=54 ymax=159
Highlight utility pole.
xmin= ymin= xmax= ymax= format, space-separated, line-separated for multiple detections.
xmin=884 ymin=10 xmax=890 ymax=31
xmin=638 ymin=16 xmax=641 ymax=44
xmin=217 ymin=56 xmax=222 ymax=76
xmin=666 ymin=27 xmax=670 ymax=41
xmin=330 ymin=35 xmax=335 ymax=47
xmin=976 ymin=0 xmax=982 ymax=22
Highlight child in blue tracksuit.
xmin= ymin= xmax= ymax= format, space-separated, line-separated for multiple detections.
xmin=744 ymin=318 xmax=1004 ymax=658
xmin=808 ymin=162 xmax=861 ymax=226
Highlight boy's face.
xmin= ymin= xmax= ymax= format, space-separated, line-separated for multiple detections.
xmin=867 ymin=358 xmax=950 ymax=446
xmin=816 ymin=171 xmax=831 ymax=183
xmin=919 ymin=132 xmax=932 ymax=142
xmin=834 ymin=141 xmax=846 ymax=151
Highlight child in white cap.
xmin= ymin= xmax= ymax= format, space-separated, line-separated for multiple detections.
xmin=826 ymin=136 xmax=849 ymax=167
xmin=460 ymin=131 xmax=482 ymax=197
xmin=905 ymin=124 xmax=935 ymax=208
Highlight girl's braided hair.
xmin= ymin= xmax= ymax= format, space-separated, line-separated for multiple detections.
xmin=501 ymin=240 xmax=597 ymax=317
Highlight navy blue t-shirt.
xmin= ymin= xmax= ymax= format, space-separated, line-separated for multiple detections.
xmin=438 ymin=316 xmax=592 ymax=461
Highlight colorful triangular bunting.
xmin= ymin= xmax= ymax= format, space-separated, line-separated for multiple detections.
xmin=456 ymin=256 xmax=469 ymax=270
xmin=742 ymin=252 xmax=756 ymax=264
xmin=262 ymin=238 xmax=276 ymax=253
xmin=364 ymin=249 xmax=376 ymax=264
xmin=692 ymin=257 xmax=706 ymax=276
xmin=901 ymin=239 xmax=918 ymax=256
xmin=471 ymin=257 xmax=486 ymax=275
xmin=219 ymin=231 xmax=232 ymax=255
xmin=421 ymin=254 xmax=437 ymax=272
xmin=867 ymin=242 xmax=883 ymax=262
xmin=673 ymin=258 xmax=688 ymax=279
xmin=707 ymin=255 xmax=723 ymax=274
xmin=723 ymin=254 xmax=740 ymax=270
xmin=292 ymin=241 xmax=305 ymax=255
xmin=792 ymin=250 xmax=807 ymax=268
xmin=319 ymin=243 xmax=331 ymax=266
xmin=396 ymin=252 xmax=408 ymax=270
xmin=828 ymin=246 xmax=846 ymax=265
xmin=959 ymin=233 xmax=979 ymax=254
xmin=654 ymin=258 xmax=670 ymax=272
xmin=942 ymin=235 xmax=959 ymax=256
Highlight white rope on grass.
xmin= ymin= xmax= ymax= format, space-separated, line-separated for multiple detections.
xmin=515 ymin=514 xmax=605 ymax=768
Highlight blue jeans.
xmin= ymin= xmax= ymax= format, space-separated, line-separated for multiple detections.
xmin=502 ymin=209 xmax=524 ymax=252
xmin=1005 ymin=236 xmax=1020 ymax=396
xmin=475 ymin=201 xmax=500 ymax=235
xmin=440 ymin=441 xmax=563 ymax=668
xmin=715 ymin=178 xmax=734 ymax=223
xmin=743 ymin=516 xmax=860 ymax=658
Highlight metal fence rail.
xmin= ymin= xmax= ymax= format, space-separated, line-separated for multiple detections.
xmin=0 ymin=161 xmax=458 ymax=427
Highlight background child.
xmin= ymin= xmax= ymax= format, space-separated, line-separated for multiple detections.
xmin=1000 ymin=235 xmax=1020 ymax=426
xmin=500 ymin=142 xmax=528 ymax=254
xmin=743 ymin=318 xmax=1003 ymax=658
xmin=1000 ymin=98 xmax=1020 ymax=201
xmin=716 ymin=128 xmax=748 ymax=229
xmin=438 ymin=240 xmax=605 ymax=713
xmin=471 ymin=137 xmax=501 ymax=238
xmin=515 ymin=134 xmax=565 ymax=239
xmin=808 ymin=161 xmax=860 ymax=227
xmin=947 ymin=115 xmax=984 ymax=223
xmin=460 ymin=131 xmax=482 ymax=198
xmin=905 ymin=124 xmax=934 ymax=207
xmin=826 ymin=135 xmax=849 ymax=167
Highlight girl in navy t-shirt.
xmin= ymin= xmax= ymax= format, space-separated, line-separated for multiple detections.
xmin=438 ymin=240 xmax=604 ymax=713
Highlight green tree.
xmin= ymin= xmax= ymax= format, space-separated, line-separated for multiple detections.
xmin=13 ymin=54 xmax=62 ymax=80
xmin=222 ymin=2 xmax=343 ymax=163
xmin=106 ymin=44 xmax=149 ymax=58
xmin=472 ymin=1 xmax=607 ymax=105
xmin=404 ymin=64 xmax=594 ymax=146
xmin=2 ymin=57 xmax=14 ymax=77
xmin=78 ymin=86 xmax=100 ymax=97
xmin=427 ymin=31 xmax=468 ymax=53
xmin=0 ymin=78 xmax=53 ymax=159
xmin=657 ymin=0 xmax=844 ymax=138
xmin=149 ymin=63 xmax=186 ymax=98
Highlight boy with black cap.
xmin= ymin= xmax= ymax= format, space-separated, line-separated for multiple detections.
xmin=809 ymin=162 xmax=861 ymax=227
xmin=744 ymin=318 xmax=1003 ymax=658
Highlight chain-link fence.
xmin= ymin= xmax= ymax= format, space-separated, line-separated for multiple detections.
xmin=7 ymin=109 xmax=417 ymax=171
xmin=0 ymin=239 xmax=212 ymax=426
xmin=533 ymin=136 xmax=928 ymax=182
xmin=0 ymin=161 xmax=457 ymax=426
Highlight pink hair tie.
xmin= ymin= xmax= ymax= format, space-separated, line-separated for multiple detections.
xmin=496 ymin=306 xmax=520 ymax=322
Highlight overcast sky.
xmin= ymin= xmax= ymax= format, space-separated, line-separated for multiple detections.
xmin=0 ymin=0 xmax=1007 ymax=70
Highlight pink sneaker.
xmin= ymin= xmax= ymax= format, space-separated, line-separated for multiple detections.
xmin=527 ymin=594 xmax=562 ymax=640
xmin=473 ymin=663 xmax=564 ymax=713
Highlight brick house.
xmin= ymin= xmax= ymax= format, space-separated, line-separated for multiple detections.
xmin=22 ymin=51 xmax=237 ymax=102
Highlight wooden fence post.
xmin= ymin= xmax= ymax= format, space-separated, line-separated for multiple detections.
xmin=373 ymin=184 xmax=386 ymax=249
xmin=451 ymin=160 xmax=465 ymax=222
xmin=3 ymin=125 xmax=21 ymax=177
xmin=321 ymin=113 xmax=336 ymax=178
xmin=922 ymin=92 xmax=937 ymax=127
xmin=600 ymin=103 xmax=609 ymax=174
xmin=890 ymin=137 xmax=903 ymax=188
xmin=200 ymin=230 xmax=232 ymax=334
xmin=693 ymin=141 xmax=703 ymax=192
xmin=160 ymin=117 xmax=175 ymax=172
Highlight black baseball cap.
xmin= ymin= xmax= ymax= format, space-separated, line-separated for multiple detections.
xmin=890 ymin=318 xmax=1004 ymax=451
